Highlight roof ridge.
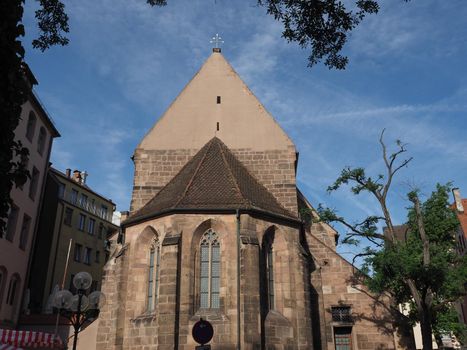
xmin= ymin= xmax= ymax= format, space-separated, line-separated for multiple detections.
xmin=217 ymin=138 xmax=293 ymax=216
xmin=172 ymin=139 xmax=214 ymax=207
xmin=127 ymin=137 xmax=298 ymax=223
xmin=217 ymin=140 xmax=250 ymax=207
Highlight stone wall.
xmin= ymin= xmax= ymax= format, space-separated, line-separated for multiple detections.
xmin=97 ymin=211 xmax=408 ymax=350
xmin=96 ymin=241 xmax=130 ymax=350
xmin=97 ymin=213 xmax=313 ymax=349
xmin=306 ymin=227 xmax=408 ymax=350
xmin=130 ymin=146 xmax=298 ymax=216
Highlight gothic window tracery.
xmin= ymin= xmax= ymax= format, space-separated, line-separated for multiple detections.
xmin=200 ymin=229 xmax=220 ymax=309
xmin=147 ymin=237 xmax=161 ymax=312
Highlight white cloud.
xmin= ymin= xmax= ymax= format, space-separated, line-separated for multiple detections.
xmin=349 ymin=0 xmax=467 ymax=62
xmin=232 ymin=20 xmax=285 ymax=80
xmin=22 ymin=0 xmax=467 ymax=220
xmin=51 ymin=147 xmax=73 ymax=171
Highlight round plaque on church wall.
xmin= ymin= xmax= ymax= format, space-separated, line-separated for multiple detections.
xmin=192 ymin=318 xmax=214 ymax=345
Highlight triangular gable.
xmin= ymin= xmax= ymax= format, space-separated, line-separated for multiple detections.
xmin=138 ymin=51 xmax=295 ymax=152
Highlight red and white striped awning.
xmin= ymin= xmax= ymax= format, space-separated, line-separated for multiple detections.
xmin=0 ymin=345 xmax=24 ymax=350
xmin=0 ymin=329 xmax=62 ymax=348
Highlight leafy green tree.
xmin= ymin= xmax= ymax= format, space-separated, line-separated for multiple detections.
xmin=318 ymin=130 xmax=467 ymax=349
xmin=0 ymin=0 xmax=396 ymax=233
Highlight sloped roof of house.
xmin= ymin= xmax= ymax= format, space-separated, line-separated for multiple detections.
xmin=455 ymin=199 xmax=467 ymax=237
xmin=125 ymin=137 xmax=297 ymax=225
xmin=383 ymin=224 xmax=409 ymax=242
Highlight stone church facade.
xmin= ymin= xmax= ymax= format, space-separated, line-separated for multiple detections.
xmin=96 ymin=49 xmax=410 ymax=349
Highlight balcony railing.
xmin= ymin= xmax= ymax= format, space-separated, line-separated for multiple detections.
xmin=60 ymin=190 xmax=112 ymax=222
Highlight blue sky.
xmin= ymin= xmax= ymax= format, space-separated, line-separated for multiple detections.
xmin=22 ymin=0 xmax=467 ymax=260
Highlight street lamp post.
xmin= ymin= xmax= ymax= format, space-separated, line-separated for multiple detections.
xmin=53 ymin=272 xmax=106 ymax=350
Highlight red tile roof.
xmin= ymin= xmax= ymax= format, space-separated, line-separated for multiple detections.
xmin=125 ymin=137 xmax=297 ymax=225
xmin=455 ymin=199 xmax=467 ymax=238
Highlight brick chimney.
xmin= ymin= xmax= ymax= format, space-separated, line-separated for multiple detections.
xmin=72 ymin=170 xmax=82 ymax=183
xmin=81 ymin=171 xmax=88 ymax=184
xmin=120 ymin=211 xmax=129 ymax=222
xmin=65 ymin=168 xmax=71 ymax=178
xmin=453 ymin=188 xmax=464 ymax=213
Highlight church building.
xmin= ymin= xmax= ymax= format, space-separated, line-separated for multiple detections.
xmin=96 ymin=48 xmax=409 ymax=350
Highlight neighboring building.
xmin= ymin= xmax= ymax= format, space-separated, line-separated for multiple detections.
xmin=452 ymin=188 xmax=467 ymax=340
xmin=96 ymin=49 xmax=410 ymax=349
xmin=452 ymin=188 xmax=467 ymax=258
xmin=27 ymin=167 xmax=118 ymax=315
xmin=0 ymin=66 xmax=60 ymax=328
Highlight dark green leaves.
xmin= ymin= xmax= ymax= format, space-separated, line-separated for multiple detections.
xmin=327 ymin=167 xmax=383 ymax=195
xmin=366 ymin=184 xmax=467 ymax=339
xmin=146 ymin=0 xmax=167 ymax=5
xmin=318 ymin=131 xmax=466 ymax=343
xmin=0 ymin=0 xmax=30 ymax=234
xmin=257 ymin=0 xmax=379 ymax=69
xmin=32 ymin=0 xmax=69 ymax=51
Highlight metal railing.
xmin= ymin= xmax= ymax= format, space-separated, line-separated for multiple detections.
xmin=60 ymin=190 xmax=112 ymax=222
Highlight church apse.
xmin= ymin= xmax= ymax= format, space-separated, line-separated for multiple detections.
xmin=96 ymin=48 xmax=409 ymax=350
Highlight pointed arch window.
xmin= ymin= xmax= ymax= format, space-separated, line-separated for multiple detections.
xmin=200 ymin=229 xmax=220 ymax=309
xmin=262 ymin=230 xmax=275 ymax=311
xmin=147 ymin=238 xmax=161 ymax=312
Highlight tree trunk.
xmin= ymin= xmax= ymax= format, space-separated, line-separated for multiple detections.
xmin=420 ymin=311 xmax=433 ymax=350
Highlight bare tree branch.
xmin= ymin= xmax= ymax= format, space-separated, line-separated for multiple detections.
xmin=377 ymin=130 xmax=413 ymax=243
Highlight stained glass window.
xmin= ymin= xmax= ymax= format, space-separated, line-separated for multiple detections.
xmin=147 ymin=239 xmax=160 ymax=311
xmin=200 ymin=229 xmax=220 ymax=308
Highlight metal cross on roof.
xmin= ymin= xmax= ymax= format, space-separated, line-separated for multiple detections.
xmin=210 ymin=33 xmax=224 ymax=49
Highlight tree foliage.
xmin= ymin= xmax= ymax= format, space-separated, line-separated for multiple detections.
xmin=258 ymin=0 xmax=379 ymax=69
xmin=317 ymin=131 xmax=467 ymax=349
xmin=0 ymin=0 xmax=405 ymax=228
xmin=32 ymin=0 xmax=69 ymax=51
xmin=366 ymin=185 xmax=467 ymax=340
xmin=1 ymin=0 xmax=72 ymax=234
xmin=0 ymin=1 xmax=31 ymax=234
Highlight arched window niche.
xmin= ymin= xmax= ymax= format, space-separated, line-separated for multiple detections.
xmin=199 ymin=228 xmax=220 ymax=309
xmin=132 ymin=225 xmax=160 ymax=317
xmin=147 ymin=237 xmax=161 ymax=312
xmin=190 ymin=219 xmax=230 ymax=315
xmin=261 ymin=227 xmax=276 ymax=313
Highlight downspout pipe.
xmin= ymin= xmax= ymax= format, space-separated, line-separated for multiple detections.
xmin=236 ymin=209 xmax=241 ymax=350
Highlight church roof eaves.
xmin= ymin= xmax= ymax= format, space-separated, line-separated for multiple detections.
xmin=121 ymin=207 xmax=301 ymax=228
xmin=124 ymin=137 xmax=298 ymax=227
